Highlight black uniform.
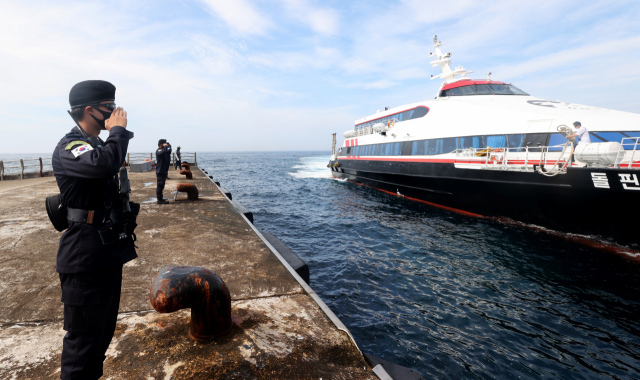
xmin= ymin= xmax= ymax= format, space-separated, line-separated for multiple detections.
xmin=52 ymin=125 xmax=136 ymax=379
xmin=156 ymin=144 xmax=172 ymax=201
xmin=174 ymin=148 xmax=181 ymax=170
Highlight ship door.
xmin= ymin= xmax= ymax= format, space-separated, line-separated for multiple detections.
xmin=524 ymin=120 xmax=554 ymax=151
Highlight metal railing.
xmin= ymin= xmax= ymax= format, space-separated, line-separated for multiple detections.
xmin=454 ymin=144 xmax=573 ymax=172
xmin=354 ymin=118 xmax=400 ymax=137
xmin=617 ymin=137 xmax=640 ymax=168
xmin=0 ymin=157 xmax=52 ymax=181
xmin=126 ymin=152 xmax=197 ymax=166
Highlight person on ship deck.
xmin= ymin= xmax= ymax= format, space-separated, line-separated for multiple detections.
xmin=566 ymin=121 xmax=591 ymax=146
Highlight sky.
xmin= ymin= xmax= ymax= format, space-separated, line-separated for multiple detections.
xmin=1 ymin=0 xmax=639 ymax=153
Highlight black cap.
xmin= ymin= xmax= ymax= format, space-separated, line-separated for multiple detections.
xmin=573 ymin=121 xmax=581 ymax=126
xmin=158 ymin=139 xmax=167 ymax=145
xmin=69 ymin=80 xmax=116 ymax=108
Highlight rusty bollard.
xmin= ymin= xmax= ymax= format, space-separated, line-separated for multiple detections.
xmin=179 ymin=169 xmax=193 ymax=180
xmin=181 ymin=162 xmax=191 ymax=171
xmin=177 ymin=183 xmax=199 ymax=200
xmin=150 ymin=265 xmax=232 ymax=340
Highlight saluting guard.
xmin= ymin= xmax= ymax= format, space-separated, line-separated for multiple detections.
xmin=156 ymin=139 xmax=172 ymax=204
xmin=51 ymin=80 xmax=139 ymax=379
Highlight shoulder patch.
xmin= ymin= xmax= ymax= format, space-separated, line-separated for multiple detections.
xmin=71 ymin=144 xmax=94 ymax=157
xmin=65 ymin=141 xmax=88 ymax=150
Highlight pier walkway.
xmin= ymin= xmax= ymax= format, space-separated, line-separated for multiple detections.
xmin=0 ymin=166 xmax=375 ymax=379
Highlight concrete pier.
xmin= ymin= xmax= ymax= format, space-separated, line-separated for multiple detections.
xmin=0 ymin=166 xmax=376 ymax=379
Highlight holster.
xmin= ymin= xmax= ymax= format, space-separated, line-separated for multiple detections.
xmin=98 ymin=201 xmax=140 ymax=246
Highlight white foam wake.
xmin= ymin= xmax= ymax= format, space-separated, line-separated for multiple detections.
xmin=288 ymin=156 xmax=334 ymax=179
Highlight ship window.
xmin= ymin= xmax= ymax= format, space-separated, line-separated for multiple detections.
xmin=412 ymin=140 xmax=426 ymax=155
xmin=409 ymin=107 xmax=429 ymax=119
xmin=346 ymin=147 xmax=352 ymax=155
xmin=428 ymin=139 xmax=440 ymax=155
xmin=548 ymin=133 xmax=568 ymax=151
xmin=486 ymin=135 xmax=507 ymax=148
xmin=619 ymin=132 xmax=640 ymax=149
xmin=458 ymin=136 xmax=480 ymax=149
xmin=376 ymin=144 xmax=384 ymax=155
xmin=441 ymin=137 xmax=457 ymax=153
xmin=486 ymin=84 xmax=513 ymax=95
xmin=506 ymin=85 xmax=529 ymax=95
xmin=385 ymin=143 xmax=393 ymax=156
xmin=507 ymin=134 xmax=525 ymax=149
xmin=393 ymin=142 xmax=402 ymax=155
xmin=473 ymin=85 xmax=493 ymax=95
xmin=401 ymin=142 xmax=413 ymax=155
xmin=460 ymin=86 xmax=476 ymax=95
xmin=523 ymin=133 xmax=546 ymax=152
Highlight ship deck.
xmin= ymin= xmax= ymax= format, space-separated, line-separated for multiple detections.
xmin=0 ymin=167 xmax=375 ymax=379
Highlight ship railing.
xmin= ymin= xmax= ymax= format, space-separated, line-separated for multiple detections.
xmin=355 ymin=126 xmax=374 ymax=136
xmin=455 ymin=144 xmax=572 ymax=172
xmin=355 ymin=118 xmax=400 ymax=137
xmin=616 ymin=137 xmax=640 ymax=168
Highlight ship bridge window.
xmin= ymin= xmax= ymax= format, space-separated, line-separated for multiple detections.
xmin=473 ymin=85 xmax=493 ymax=95
xmin=440 ymin=84 xmax=529 ymax=97
xmin=486 ymin=84 xmax=512 ymax=95
xmin=507 ymin=85 xmax=529 ymax=95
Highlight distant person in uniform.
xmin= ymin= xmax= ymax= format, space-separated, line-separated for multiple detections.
xmin=174 ymin=145 xmax=181 ymax=171
xmin=566 ymin=121 xmax=591 ymax=147
xmin=52 ymin=80 xmax=138 ymax=379
xmin=156 ymin=139 xmax=172 ymax=204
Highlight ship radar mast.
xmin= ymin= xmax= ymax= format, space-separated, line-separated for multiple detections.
xmin=430 ymin=35 xmax=474 ymax=90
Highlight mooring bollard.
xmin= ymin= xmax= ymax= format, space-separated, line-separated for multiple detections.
xmin=180 ymin=169 xmax=193 ymax=180
xmin=149 ymin=265 xmax=232 ymax=340
xmin=181 ymin=162 xmax=191 ymax=171
xmin=176 ymin=183 xmax=199 ymax=200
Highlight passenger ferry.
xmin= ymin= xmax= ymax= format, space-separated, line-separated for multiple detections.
xmin=329 ymin=36 xmax=640 ymax=248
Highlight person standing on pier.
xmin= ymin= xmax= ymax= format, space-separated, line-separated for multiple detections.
xmin=156 ymin=139 xmax=172 ymax=204
xmin=52 ymin=80 xmax=138 ymax=379
xmin=174 ymin=145 xmax=181 ymax=171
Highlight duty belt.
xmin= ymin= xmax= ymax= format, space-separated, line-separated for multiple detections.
xmin=67 ymin=208 xmax=105 ymax=225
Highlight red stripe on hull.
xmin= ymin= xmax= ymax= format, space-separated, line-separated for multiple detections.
xmin=334 ymin=175 xmax=640 ymax=263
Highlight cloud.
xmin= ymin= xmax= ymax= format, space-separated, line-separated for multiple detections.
xmin=199 ymin=0 xmax=273 ymax=36
xmin=1 ymin=0 xmax=640 ymax=154
xmin=279 ymin=0 xmax=339 ymax=36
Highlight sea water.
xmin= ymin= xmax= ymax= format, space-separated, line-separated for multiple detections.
xmin=200 ymin=152 xmax=640 ymax=379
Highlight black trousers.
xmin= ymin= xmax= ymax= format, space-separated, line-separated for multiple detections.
xmin=174 ymin=158 xmax=181 ymax=170
xmin=156 ymin=174 xmax=167 ymax=201
xmin=59 ymin=265 xmax=123 ymax=380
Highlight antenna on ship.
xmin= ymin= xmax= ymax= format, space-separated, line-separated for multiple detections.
xmin=430 ymin=36 xmax=473 ymax=88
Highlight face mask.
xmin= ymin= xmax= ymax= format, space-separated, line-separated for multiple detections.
xmin=90 ymin=108 xmax=113 ymax=130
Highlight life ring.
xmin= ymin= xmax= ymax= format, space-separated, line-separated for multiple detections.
xmin=475 ymin=147 xmax=493 ymax=157
xmin=494 ymin=148 xmax=503 ymax=153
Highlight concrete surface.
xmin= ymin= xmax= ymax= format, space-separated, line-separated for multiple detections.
xmin=0 ymin=166 xmax=375 ymax=379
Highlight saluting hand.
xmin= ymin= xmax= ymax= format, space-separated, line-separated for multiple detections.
xmin=105 ymin=107 xmax=128 ymax=131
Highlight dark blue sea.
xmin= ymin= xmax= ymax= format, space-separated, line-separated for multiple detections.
xmin=198 ymin=151 xmax=640 ymax=380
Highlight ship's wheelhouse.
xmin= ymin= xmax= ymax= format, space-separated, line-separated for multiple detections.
xmin=438 ymin=80 xmax=529 ymax=97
